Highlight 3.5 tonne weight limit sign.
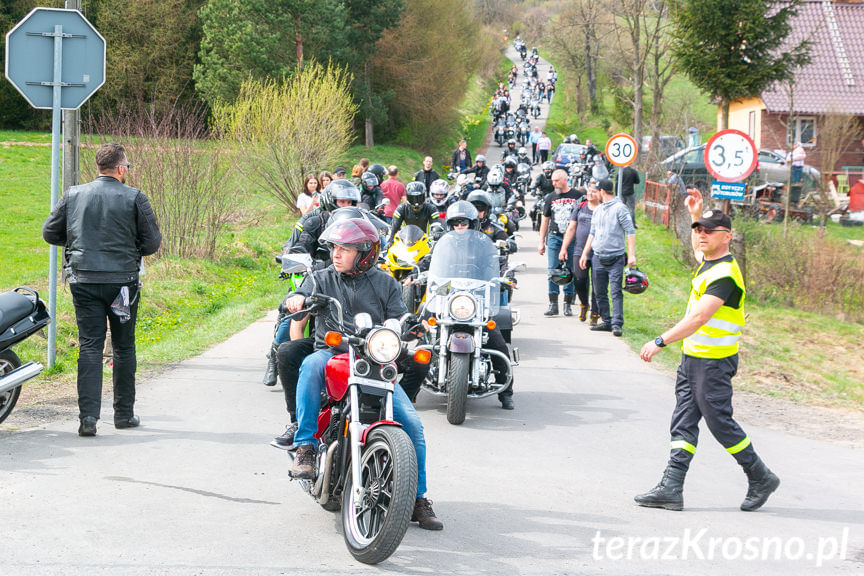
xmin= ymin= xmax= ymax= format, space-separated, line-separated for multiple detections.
xmin=704 ymin=129 xmax=757 ymax=183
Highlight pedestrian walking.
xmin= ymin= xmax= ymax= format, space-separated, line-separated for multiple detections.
xmin=380 ymin=165 xmax=406 ymax=222
xmin=537 ymin=131 xmax=552 ymax=164
xmin=529 ymin=126 xmax=542 ymax=164
xmin=635 ymin=189 xmax=779 ymax=512
xmin=42 ymin=142 xmax=162 ymax=437
xmin=560 ymin=183 xmax=601 ymax=324
xmin=450 ymin=140 xmax=472 ymax=173
xmin=578 ymin=178 xmax=635 ymax=337
xmin=538 ymin=169 xmax=582 ymax=316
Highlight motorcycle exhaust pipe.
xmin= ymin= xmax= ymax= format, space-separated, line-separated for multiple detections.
xmin=316 ymin=441 xmax=340 ymax=507
xmin=0 ymin=361 xmax=43 ymax=395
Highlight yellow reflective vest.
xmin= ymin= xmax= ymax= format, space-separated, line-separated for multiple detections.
xmin=682 ymin=257 xmax=745 ymax=359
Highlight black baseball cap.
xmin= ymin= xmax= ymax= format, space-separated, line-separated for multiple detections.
xmin=691 ymin=210 xmax=732 ymax=230
xmin=598 ymin=178 xmax=613 ymax=193
xmin=333 ymin=166 xmax=346 ymax=176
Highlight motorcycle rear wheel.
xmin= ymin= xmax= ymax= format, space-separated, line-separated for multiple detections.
xmin=342 ymin=426 xmax=418 ymax=565
xmin=446 ymin=352 xmax=470 ymax=425
xmin=0 ymin=350 xmax=22 ymax=425
xmin=401 ymin=284 xmax=416 ymax=315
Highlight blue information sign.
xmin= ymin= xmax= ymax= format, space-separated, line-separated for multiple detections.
xmin=711 ymin=181 xmax=746 ymax=200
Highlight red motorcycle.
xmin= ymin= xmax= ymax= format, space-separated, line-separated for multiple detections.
xmin=272 ymin=291 xmax=430 ymax=564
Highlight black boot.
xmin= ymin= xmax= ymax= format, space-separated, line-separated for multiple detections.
xmin=544 ymin=294 xmax=559 ymax=316
xmin=634 ymin=467 xmax=686 ymax=511
xmin=262 ymin=341 xmax=279 ymax=386
xmin=740 ymin=457 xmax=780 ymax=512
xmin=563 ymin=294 xmax=574 ymax=317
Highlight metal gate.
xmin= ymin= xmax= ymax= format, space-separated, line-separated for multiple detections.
xmin=643 ymin=180 xmax=670 ymax=227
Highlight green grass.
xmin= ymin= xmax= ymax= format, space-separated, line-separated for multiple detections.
xmin=622 ymin=216 xmax=864 ymax=410
xmin=0 ymin=129 xmax=50 ymax=143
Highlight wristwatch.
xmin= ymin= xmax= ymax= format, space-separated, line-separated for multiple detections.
xmin=654 ymin=336 xmax=666 ymax=348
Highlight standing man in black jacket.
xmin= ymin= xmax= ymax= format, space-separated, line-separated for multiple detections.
xmin=42 ymin=143 xmax=162 ymax=436
xmin=619 ymin=165 xmax=641 ymax=228
xmin=414 ymin=156 xmax=440 ymax=195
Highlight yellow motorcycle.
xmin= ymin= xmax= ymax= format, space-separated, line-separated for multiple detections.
xmin=381 ymin=225 xmax=432 ymax=313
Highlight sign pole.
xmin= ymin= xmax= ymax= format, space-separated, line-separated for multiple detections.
xmin=47 ymin=24 xmax=64 ymax=369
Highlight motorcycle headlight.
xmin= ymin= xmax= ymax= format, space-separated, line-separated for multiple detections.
xmin=449 ymin=294 xmax=477 ymax=321
xmin=365 ymin=328 xmax=401 ymax=364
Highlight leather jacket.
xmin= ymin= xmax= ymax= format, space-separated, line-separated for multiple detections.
xmin=42 ymin=176 xmax=161 ymax=283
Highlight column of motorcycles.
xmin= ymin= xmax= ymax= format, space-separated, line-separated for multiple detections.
xmin=266 ymin=170 xmax=528 ymax=564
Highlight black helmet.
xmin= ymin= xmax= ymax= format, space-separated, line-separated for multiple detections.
xmin=361 ymin=171 xmax=378 ymax=190
xmin=368 ymin=163 xmax=386 ymax=184
xmin=503 ymin=157 xmax=517 ymax=170
xmin=319 ymin=217 xmax=381 ymax=273
xmin=466 ymin=190 xmax=494 ymax=217
xmin=542 ymin=160 xmax=555 ymax=177
xmin=406 ymin=181 xmax=426 ymax=211
xmin=549 ymin=263 xmax=573 ymax=286
xmin=320 ymin=179 xmax=361 ymax=211
xmin=445 ymin=200 xmax=479 ymax=231
xmin=326 ymin=206 xmax=387 ymax=238
xmin=623 ymin=266 xmax=649 ymax=294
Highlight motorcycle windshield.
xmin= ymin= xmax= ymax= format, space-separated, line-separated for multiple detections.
xmin=397 ymin=225 xmax=425 ymax=247
xmin=427 ymin=230 xmax=500 ymax=317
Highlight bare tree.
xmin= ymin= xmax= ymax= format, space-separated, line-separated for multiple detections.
xmin=816 ymin=112 xmax=864 ymax=224
xmin=644 ymin=1 xmax=676 ymax=155
xmin=545 ymin=1 xmax=605 ymax=115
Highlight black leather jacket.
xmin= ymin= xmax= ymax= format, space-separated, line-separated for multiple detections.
xmin=296 ymin=266 xmax=406 ymax=351
xmin=283 ymin=207 xmax=332 ymax=261
xmin=388 ymin=202 xmax=438 ymax=243
xmin=42 ymin=176 xmax=162 ymax=283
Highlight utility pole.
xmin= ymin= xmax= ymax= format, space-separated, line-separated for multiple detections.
xmin=63 ymin=0 xmax=81 ymax=200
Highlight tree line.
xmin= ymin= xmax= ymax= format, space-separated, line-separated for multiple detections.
xmin=0 ymin=0 xmax=501 ymax=148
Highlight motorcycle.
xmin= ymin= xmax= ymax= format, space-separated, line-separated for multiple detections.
xmin=517 ymin=119 xmax=531 ymax=146
xmin=515 ymin=160 xmax=532 ymax=199
xmin=273 ymin=280 xmax=430 ymax=564
xmin=530 ymin=96 xmax=541 ymax=119
xmin=0 ymin=287 xmax=51 ymax=424
xmin=381 ymin=225 xmax=432 ymax=314
xmin=530 ymin=186 xmax=547 ymax=232
xmin=494 ymin=122 xmax=505 ymax=147
xmin=420 ymin=230 xmax=519 ymax=425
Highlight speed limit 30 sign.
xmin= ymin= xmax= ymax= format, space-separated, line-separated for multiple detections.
xmin=704 ymin=129 xmax=757 ymax=182
xmin=605 ymin=133 xmax=638 ymax=167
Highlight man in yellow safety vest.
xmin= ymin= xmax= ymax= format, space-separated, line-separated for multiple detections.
xmin=634 ymin=189 xmax=780 ymax=512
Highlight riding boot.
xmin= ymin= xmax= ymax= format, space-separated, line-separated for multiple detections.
xmin=579 ymin=305 xmax=590 ymax=322
xmin=634 ymin=466 xmax=686 ymax=511
xmin=563 ymin=294 xmax=574 ymax=317
xmin=262 ymin=341 xmax=279 ymax=386
xmin=590 ymin=313 xmax=600 ymax=326
xmin=544 ymin=294 xmax=559 ymax=316
xmin=740 ymin=457 xmax=780 ymax=512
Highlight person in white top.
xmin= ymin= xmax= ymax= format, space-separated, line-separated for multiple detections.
xmin=297 ymin=173 xmax=320 ymax=214
xmin=791 ymin=142 xmax=806 ymax=184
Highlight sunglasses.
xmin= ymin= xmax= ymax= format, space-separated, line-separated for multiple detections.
xmin=451 ymin=218 xmax=470 ymax=227
xmin=693 ymin=226 xmax=730 ymax=234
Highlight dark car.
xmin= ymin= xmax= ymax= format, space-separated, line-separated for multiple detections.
xmin=553 ymin=143 xmax=588 ymax=169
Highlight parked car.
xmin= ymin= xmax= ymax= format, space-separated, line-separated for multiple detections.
xmin=660 ymin=145 xmax=820 ymax=193
xmin=753 ymin=149 xmax=820 ymax=191
xmin=553 ymin=143 xmax=588 ymax=169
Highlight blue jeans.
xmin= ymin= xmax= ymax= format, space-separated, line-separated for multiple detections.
xmin=274 ymin=317 xmax=292 ymax=344
xmin=294 ymin=349 xmax=428 ymax=497
xmin=592 ymin=253 xmax=625 ymax=327
xmin=546 ymin=234 xmax=574 ymax=295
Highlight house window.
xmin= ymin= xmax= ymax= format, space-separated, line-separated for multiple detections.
xmin=748 ymin=111 xmax=756 ymax=139
xmin=787 ymin=117 xmax=816 ymax=147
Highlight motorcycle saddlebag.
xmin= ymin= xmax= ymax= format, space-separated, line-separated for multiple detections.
xmin=0 ymin=288 xmax=50 ymax=350
xmin=493 ymin=307 xmax=513 ymax=332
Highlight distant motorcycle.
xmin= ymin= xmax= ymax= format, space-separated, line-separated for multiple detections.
xmin=0 ymin=287 xmax=50 ymax=424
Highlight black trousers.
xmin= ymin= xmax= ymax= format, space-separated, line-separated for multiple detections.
xmin=570 ymin=250 xmax=598 ymax=314
xmin=668 ymin=354 xmax=757 ymax=472
xmin=485 ymin=327 xmax=513 ymax=399
xmin=70 ymin=282 xmax=140 ymax=421
xmin=276 ymin=337 xmax=432 ymax=414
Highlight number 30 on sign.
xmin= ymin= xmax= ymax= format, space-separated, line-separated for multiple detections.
xmin=604 ymin=133 xmax=638 ymax=167
xmin=704 ymin=129 xmax=757 ymax=182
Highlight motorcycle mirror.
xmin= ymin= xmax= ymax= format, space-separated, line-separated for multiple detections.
xmin=507 ymin=262 xmax=527 ymax=274
xmin=383 ymin=318 xmax=401 ymax=332
xmin=354 ymin=312 xmax=373 ymax=331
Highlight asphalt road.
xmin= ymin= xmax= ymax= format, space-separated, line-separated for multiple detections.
xmin=1 ymin=47 xmax=863 ymax=576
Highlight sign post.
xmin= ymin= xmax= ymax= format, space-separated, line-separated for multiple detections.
xmin=5 ymin=8 xmax=106 ymax=368
xmin=605 ymin=132 xmax=638 ymax=199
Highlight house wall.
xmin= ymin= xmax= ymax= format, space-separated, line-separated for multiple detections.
xmin=760 ymin=113 xmax=864 ymax=176
xmin=720 ymin=98 xmax=766 ymax=147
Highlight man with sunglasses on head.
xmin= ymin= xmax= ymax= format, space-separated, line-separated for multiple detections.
xmin=634 ymin=189 xmax=780 ymax=513
xmin=43 ymin=143 xmax=162 ymax=437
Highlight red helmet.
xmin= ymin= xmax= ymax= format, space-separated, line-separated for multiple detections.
xmin=319 ymin=217 xmax=381 ymax=273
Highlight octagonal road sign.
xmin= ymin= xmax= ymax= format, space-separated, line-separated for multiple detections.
xmin=5 ymin=7 xmax=105 ymax=110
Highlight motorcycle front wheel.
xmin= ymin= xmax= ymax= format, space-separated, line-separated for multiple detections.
xmin=342 ymin=426 xmax=418 ymax=565
xmin=446 ymin=352 xmax=470 ymax=425
xmin=0 ymin=350 xmax=22 ymax=425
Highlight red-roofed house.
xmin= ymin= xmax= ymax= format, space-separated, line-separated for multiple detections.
xmin=723 ymin=0 xmax=864 ymax=182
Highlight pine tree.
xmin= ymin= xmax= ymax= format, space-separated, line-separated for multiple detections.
xmin=671 ymin=0 xmax=811 ymax=129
